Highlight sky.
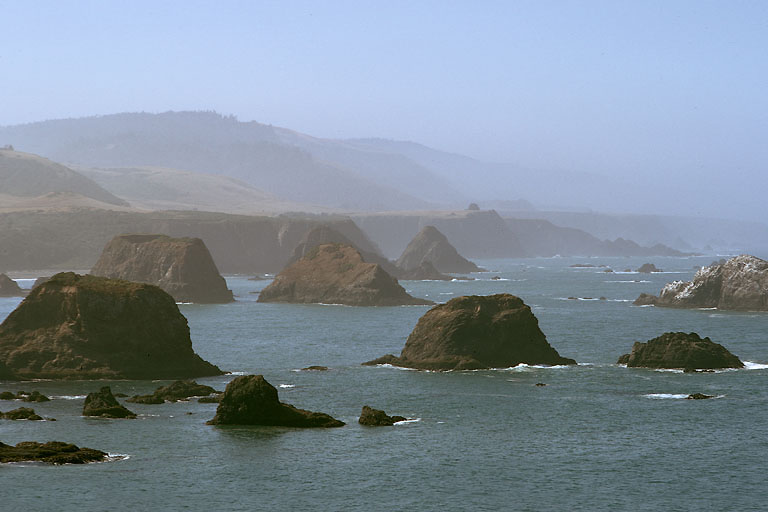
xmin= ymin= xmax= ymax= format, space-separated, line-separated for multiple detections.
xmin=1 ymin=0 xmax=766 ymax=220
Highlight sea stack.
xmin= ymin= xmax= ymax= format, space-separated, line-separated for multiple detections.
xmin=90 ymin=234 xmax=233 ymax=304
xmin=207 ymin=374 xmax=345 ymax=427
xmin=0 ymin=272 xmax=223 ymax=379
xmin=634 ymin=255 xmax=768 ymax=311
xmin=258 ymin=243 xmax=433 ymax=306
xmin=396 ymin=226 xmax=481 ymax=274
xmin=364 ymin=293 xmax=576 ymax=370
xmin=0 ymin=274 xmax=24 ymax=297
xmin=617 ymin=332 xmax=744 ymax=370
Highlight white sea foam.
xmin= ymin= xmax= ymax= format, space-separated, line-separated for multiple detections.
xmin=503 ymin=363 xmax=571 ymax=371
xmin=227 ymin=371 xmax=247 ymax=376
xmin=279 ymin=384 xmax=295 ymax=388
xmin=175 ymin=302 xmax=194 ymax=305
xmin=52 ymin=395 xmax=87 ymax=400
xmin=105 ymin=453 xmax=131 ymax=462
xmin=605 ymin=280 xmax=651 ymax=283
xmin=644 ymin=393 xmax=688 ymax=400
xmin=394 ymin=418 xmax=421 ymax=425
xmin=744 ymin=361 xmax=768 ymax=370
xmin=374 ymin=364 xmax=418 ymax=371
xmin=439 ymin=292 xmax=454 ymax=295
xmin=653 ymin=368 xmax=684 ymax=373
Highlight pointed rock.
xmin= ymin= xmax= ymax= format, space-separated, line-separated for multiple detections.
xmin=0 ymin=274 xmax=24 ymax=297
xmin=83 ymin=386 xmax=136 ymax=419
xmin=396 ymin=226 xmax=480 ymax=274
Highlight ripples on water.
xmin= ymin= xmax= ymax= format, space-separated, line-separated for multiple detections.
xmin=1 ymin=256 xmax=766 ymax=511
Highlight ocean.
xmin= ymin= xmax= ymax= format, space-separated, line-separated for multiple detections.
xmin=1 ymin=256 xmax=766 ymax=511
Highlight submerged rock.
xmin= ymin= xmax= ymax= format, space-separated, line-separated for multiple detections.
xmin=635 ymin=255 xmax=768 ymax=311
xmin=0 ymin=274 xmax=24 ymax=297
xmin=686 ymin=393 xmax=714 ymax=400
xmin=617 ymin=332 xmax=744 ymax=370
xmin=0 ymin=441 xmax=106 ymax=464
xmin=91 ymin=234 xmax=233 ymax=304
xmin=301 ymin=366 xmax=329 ymax=371
xmin=257 ymin=243 xmax=432 ymax=306
xmin=82 ymin=386 xmax=136 ymax=419
xmin=207 ymin=375 xmax=344 ymax=428
xmin=0 ymin=272 xmax=222 ymax=379
xmin=396 ymin=226 xmax=480 ymax=274
xmin=127 ymin=380 xmax=219 ymax=404
xmin=358 ymin=405 xmax=406 ymax=426
xmin=364 ymin=294 xmax=576 ymax=370
xmin=2 ymin=407 xmax=43 ymax=420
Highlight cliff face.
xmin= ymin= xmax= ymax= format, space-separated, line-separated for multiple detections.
xmin=364 ymin=294 xmax=575 ymax=370
xmin=90 ymin=234 xmax=233 ymax=303
xmin=639 ymin=255 xmax=768 ymax=311
xmin=257 ymin=243 xmax=433 ymax=306
xmin=396 ymin=225 xmax=480 ymax=273
xmin=0 ymin=272 xmax=222 ymax=379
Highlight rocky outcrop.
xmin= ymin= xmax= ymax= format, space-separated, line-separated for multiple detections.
xmin=364 ymin=294 xmax=576 ymax=370
xmin=207 ymin=375 xmax=344 ymax=427
xmin=633 ymin=293 xmax=658 ymax=306
xmin=0 ymin=441 xmax=106 ymax=464
xmin=396 ymin=226 xmax=480 ymax=274
xmin=358 ymin=406 xmax=406 ymax=426
xmin=2 ymin=407 xmax=43 ymax=420
xmin=82 ymin=386 xmax=136 ymax=419
xmin=636 ymin=263 xmax=662 ymax=273
xmin=0 ymin=272 xmax=223 ymax=379
xmin=127 ymin=380 xmax=219 ymax=404
xmin=0 ymin=274 xmax=24 ymax=297
xmin=0 ymin=390 xmax=49 ymax=402
xmin=397 ymin=261 xmax=452 ymax=281
xmin=634 ymin=255 xmax=768 ymax=311
xmin=686 ymin=393 xmax=714 ymax=400
xmin=617 ymin=332 xmax=744 ymax=370
xmin=91 ymin=234 xmax=233 ymax=304
xmin=257 ymin=244 xmax=432 ymax=306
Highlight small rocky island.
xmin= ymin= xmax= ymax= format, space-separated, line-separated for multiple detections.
xmin=364 ymin=293 xmax=576 ymax=370
xmin=258 ymin=243 xmax=433 ymax=306
xmin=0 ymin=441 xmax=107 ymax=464
xmin=207 ymin=374 xmax=345 ymax=427
xmin=358 ymin=405 xmax=406 ymax=426
xmin=127 ymin=380 xmax=219 ymax=404
xmin=0 ymin=272 xmax=223 ymax=379
xmin=90 ymin=234 xmax=233 ymax=304
xmin=0 ymin=274 xmax=24 ymax=297
xmin=634 ymin=255 xmax=768 ymax=311
xmin=617 ymin=332 xmax=744 ymax=370
xmin=396 ymin=226 xmax=481 ymax=274
xmin=82 ymin=387 xmax=136 ymax=419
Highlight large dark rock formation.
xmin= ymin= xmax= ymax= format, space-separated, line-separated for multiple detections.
xmin=258 ymin=243 xmax=432 ymax=306
xmin=0 ymin=274 xmax=24 ymax=297
xmin=0 ymin=441 xmax=106 ymax=464
xmin=634 ymin=255 xmax=768 ymax=311
xmin=90 ymin=234 xmax=233 ymax=304
xmin=617 ymin=332 xmax=744 ymax=370
xmin=127 ymin=380 xmax=219 ymax=404
xmin=396 ymin=226 xmax=480 ymax=274
xmin=207 ymin=375 xmax=344 ymax=428
xmin=82 ymin=386 xmax=136 ymax=419
xmin=358 ymin=405 xmax=406 ymax=426
xmin=364 ymin=294 xmax=576 ymax=370
xmin=0 ymin=272 xmax=223 ymax=379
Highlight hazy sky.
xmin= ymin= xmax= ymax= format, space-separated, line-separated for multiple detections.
xmin=1 ymin=1 xmax=766 ymax=219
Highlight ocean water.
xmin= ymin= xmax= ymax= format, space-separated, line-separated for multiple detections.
xmin=1 ymin=256 xmax=767 ymax=511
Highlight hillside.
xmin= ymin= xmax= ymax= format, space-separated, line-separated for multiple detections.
xmin=0 ymin=148 xmax=128 ymax=207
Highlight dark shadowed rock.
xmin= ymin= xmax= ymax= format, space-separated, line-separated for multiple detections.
xmin=0 ymin=272 xmax=223 ymax=380
xmin=358 ymin=405 xmax=406 ymax=426
xmin=686 ymin=393 xmax=714 ymax=400
xmin=207 ymin=374 xmax=344 ymax=427
xmin=0 ymin=274 xmax=24 ymax=297
xmin=198 ymin=394 xmax=222 ymax=403
xmin=257 ymin=244 xmax=432 ymax=306
xmin=2 ymin=407 xmax=43 ymax=420
xmin=127 ymin=380 xmax=219 ymax=404
xmin=364 ymin=294 xmax=576 ymax=370
xmin=18 ymin=390 xmax=49 ymax=402
xmin=635 ymin=255 xmax=768 ymax=311
xmin=301 ymin=366 xmax=329 ymax=371
xmin=0 ymin=441 xmax=106 ymax=464
xmin=617 ymin=332 xmax=744 ymax=370
xmin=636 ymin=263 xmax=662 ymax=273
xmin=396 ymin=226 xmax=480 ymax=274
xmin=633 ymin=293 xmax=658 ymax=306
xmin=83 ymin=386 xmax=136 ymax=419
xmin=91 ymin=234 xmax=233 ymax=304
xmin=32 ymin=276 xmax=51 ymax=289
xmin=397 ymin=261 xmax=452 ymax=281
